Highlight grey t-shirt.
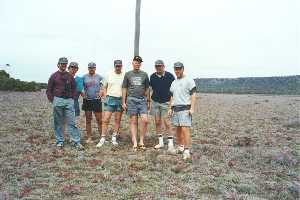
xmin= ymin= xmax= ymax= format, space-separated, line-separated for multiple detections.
xmin=170 ymin=75 xmax=196 ymax=106
xmin=122 ymin=70 xmax=149 ymax=98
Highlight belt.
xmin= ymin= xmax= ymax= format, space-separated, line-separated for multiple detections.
xmin=172 ymin=105 xmax=191 ymax=112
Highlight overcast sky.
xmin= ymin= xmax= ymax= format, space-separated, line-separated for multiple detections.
xmin=0 ymin=0 xmax=299 ymax=82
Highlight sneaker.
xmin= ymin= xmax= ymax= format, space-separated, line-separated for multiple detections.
xmin=167 ymin=145 xmax=176 ymax=154
xmin=183 ymin=150 xmax=191 ymax=160
xmin=56 ymin=143 xmax=64 ymax=148
xmin=96 ymin=137 xmax=106 ymax=148
xmin=111 ymin=136 xmax=118 ymax=146
xmin=176 ymin=145 xmax=185 ymax=154
xmin=74 ymin=143 xmax=85 ymax=151
xmin=86 ymin=138 xmax=93 ymax=144
xmin=154 ymin=143 xmax=164 ymax=149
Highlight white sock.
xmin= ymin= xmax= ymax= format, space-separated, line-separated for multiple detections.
xmin=158 ymin=134 xmax=164 ymax=145
xmin=167 ymin=136 xmax=174 ymax=147
xmin=184 ymin=148 xmax=190 ymax=154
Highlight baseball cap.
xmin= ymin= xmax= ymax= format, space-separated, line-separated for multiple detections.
xmin=133 ymin=56 xmax=143 ymax=63
xmin=88 ymin=62 xmax=96 ymax=68
xmin=174 ymin=62 xmax=184 ymax=69
xmin=114 ymin=60 xmax=122 ymax=66
xmin=155 ymin=60 xmax=164 ymax=66
xmin=58 ymin=57 xmax=68 ymax=64
xmin=69 ymin=62 xmax=78 ymax=68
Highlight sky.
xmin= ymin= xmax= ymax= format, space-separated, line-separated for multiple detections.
xmin=0 ymin=0 xmax=299 ymax=82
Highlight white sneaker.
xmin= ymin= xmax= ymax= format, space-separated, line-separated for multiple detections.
xmin=96 ymin=137 xmax=106 ymax=148
xmin=154 ymin=143 xmax=164 ymax=149
xmin=183 ymin=150 xmax=191 ymax=160
xmin=167 ymin=145 xmax=176 ymax=154
xmin=111 ymin=136 xmax=118 ymax=146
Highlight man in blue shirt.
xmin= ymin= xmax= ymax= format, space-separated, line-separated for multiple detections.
xmin=150 ymin=60 xmax=175 ymax=153
xmin=68 ymin=62 xmax=84 ymax=117
xmin=82 ymin=62 xmax=104 ymax=144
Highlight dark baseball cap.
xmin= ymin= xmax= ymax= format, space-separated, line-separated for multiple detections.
xmin=133 ymin=56 xmax=143 ymax=63
xmin=155 ymin=60 xmax=164 ymax=66
xmin=88 ymin=62 xmax=96 ymax=68
xmin=174 ymin=62 xmax=184 ymax=69
xmin=69 ymin=62 xmax=78 ymax=68
xmin=58 ymin=57 xmax=68 ymax=64
xmin=114 ymin=60 xmax=122 ymax=66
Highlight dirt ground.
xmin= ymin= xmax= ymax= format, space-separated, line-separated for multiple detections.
xmin=0 ymin=91 xmax=299 ymax=200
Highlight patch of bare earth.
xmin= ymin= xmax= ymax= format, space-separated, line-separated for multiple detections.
xmin=0 ymin=91 xmax=299 ymax=199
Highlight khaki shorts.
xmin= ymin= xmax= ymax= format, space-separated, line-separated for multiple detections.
xmin=150 ymin=101 xmax=169 ymax=118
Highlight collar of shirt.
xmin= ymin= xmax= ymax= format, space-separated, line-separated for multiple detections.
xmin=155 ymin=71 xmax=165 ymax=78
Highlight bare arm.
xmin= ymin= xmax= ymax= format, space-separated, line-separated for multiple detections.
xmin=122 ymin=88 xmax=127 ymax=110
xmin=190 ymin=93 xmax=197 ymax=115
xmin=145 ymin=87 xmax=150 ymax=110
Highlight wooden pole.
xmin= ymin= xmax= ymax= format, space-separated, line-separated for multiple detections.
xmin=134 ymin=0 xmax=141 ymax=56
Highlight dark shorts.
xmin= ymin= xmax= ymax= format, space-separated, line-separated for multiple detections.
xmin=82 ymin=99 xmax=102 ymax=112
xmin=104 ymin=96 xmax=122 ymax=113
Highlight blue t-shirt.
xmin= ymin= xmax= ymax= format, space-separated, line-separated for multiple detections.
xmin=150 ymin=71 xmax=175 ymax=103
xmin=75 ymin=76 xmax=84 ymax=93
xmin=82 ymin=74 xmax=103 ymax=99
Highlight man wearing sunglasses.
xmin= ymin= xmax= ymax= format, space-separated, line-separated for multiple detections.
xmin=150 ymin=60 xmax=175 ymax=153
xmin=96 ymin=60 xmax=124 ymax=147
xmin=46 ymin=57 xmax=84 ymax=150
xmin=82 ymin=62 xmax=104 ymax=144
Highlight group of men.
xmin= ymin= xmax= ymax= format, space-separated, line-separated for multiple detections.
xmin=46 ymin=56 xmax=196 ymax=160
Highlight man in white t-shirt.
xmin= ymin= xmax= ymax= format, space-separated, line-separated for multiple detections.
xmin=169 ymin=62 xmax=197 ymax=160
xmin=96 ymin=60 xmax=125 ymax=147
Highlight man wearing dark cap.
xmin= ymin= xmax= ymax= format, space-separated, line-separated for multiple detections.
xmin=122 ymin=56 xmax=150 ymax=151
xmin=150 ymin=60 xmax=176 ymax=153
xmin=168 ymin=62 xmax=197 ymax=160
xmin=82 ymin=62 xmax=104 ymax=144
xmin=96 ymin=60 xmax=125 ymax=147
xmin=46 ymin=57 xmax=84 ymax=150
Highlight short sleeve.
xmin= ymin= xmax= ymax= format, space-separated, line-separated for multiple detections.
xmin=122 ymin=72 xmax=129 ymax=88
xmin=144 ymin=73 xmax=150 ymax=89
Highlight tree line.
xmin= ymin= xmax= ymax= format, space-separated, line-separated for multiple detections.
xmin=1 ymin=70 xmax=299 ymax=94
xmin=195 ymin=76 xmax=300 ymax=95
xmin=0 ymin=70 xmax=45 ymax=92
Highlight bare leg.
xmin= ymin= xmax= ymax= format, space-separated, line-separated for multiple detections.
xmin=102 ymin=111 xmax=112 ymax=137
xmin=129 ymin=115 xmax=138 ymax=147
xmin=94 ymin=112 xmax=102 ymax=137
xmin=176 ymin=127 xmax=184 ymax=146
xmin=163 ymin=115 xmax=173 ymax=136
xmin=85 ymin=111 xmax=93 ymax=139
xmin=139 ymin=114 xmax=148 ymax=146
xmin=181 ymin=126 xmax=191 ymax=148
xmin=113 ymin=111 xmax=122 ymax=134
xmin=154 ymin=116 xmax=162 ymax=135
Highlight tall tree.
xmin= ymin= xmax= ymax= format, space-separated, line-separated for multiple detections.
xmin=134 ymin=0 xmax=141 ymax=56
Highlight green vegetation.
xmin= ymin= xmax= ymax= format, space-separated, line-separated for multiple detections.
xmin=195 ymin=75 xmax=300 ymax=95
xmin=0 ymin=70 xmax=44 ymax=92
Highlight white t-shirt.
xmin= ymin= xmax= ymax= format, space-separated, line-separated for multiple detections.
xmin=102 ymin=71 xmax=125 ymax=97
xmin=170 ymin=75 xmax=196 ymax=106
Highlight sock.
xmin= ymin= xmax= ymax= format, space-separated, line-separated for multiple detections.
xmin=184 ymin=148 xmax=190 ymax=154
xmin=112 ymin=132 xmax=117 ymax=137
xmin=158 ymin=134 xmax=163 ymax=145
xmin=167 ymin=136 xmax=174 ymax=147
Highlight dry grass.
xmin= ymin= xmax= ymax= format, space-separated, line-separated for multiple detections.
xmin=0 ymin=91 xmax=299 ymax=199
